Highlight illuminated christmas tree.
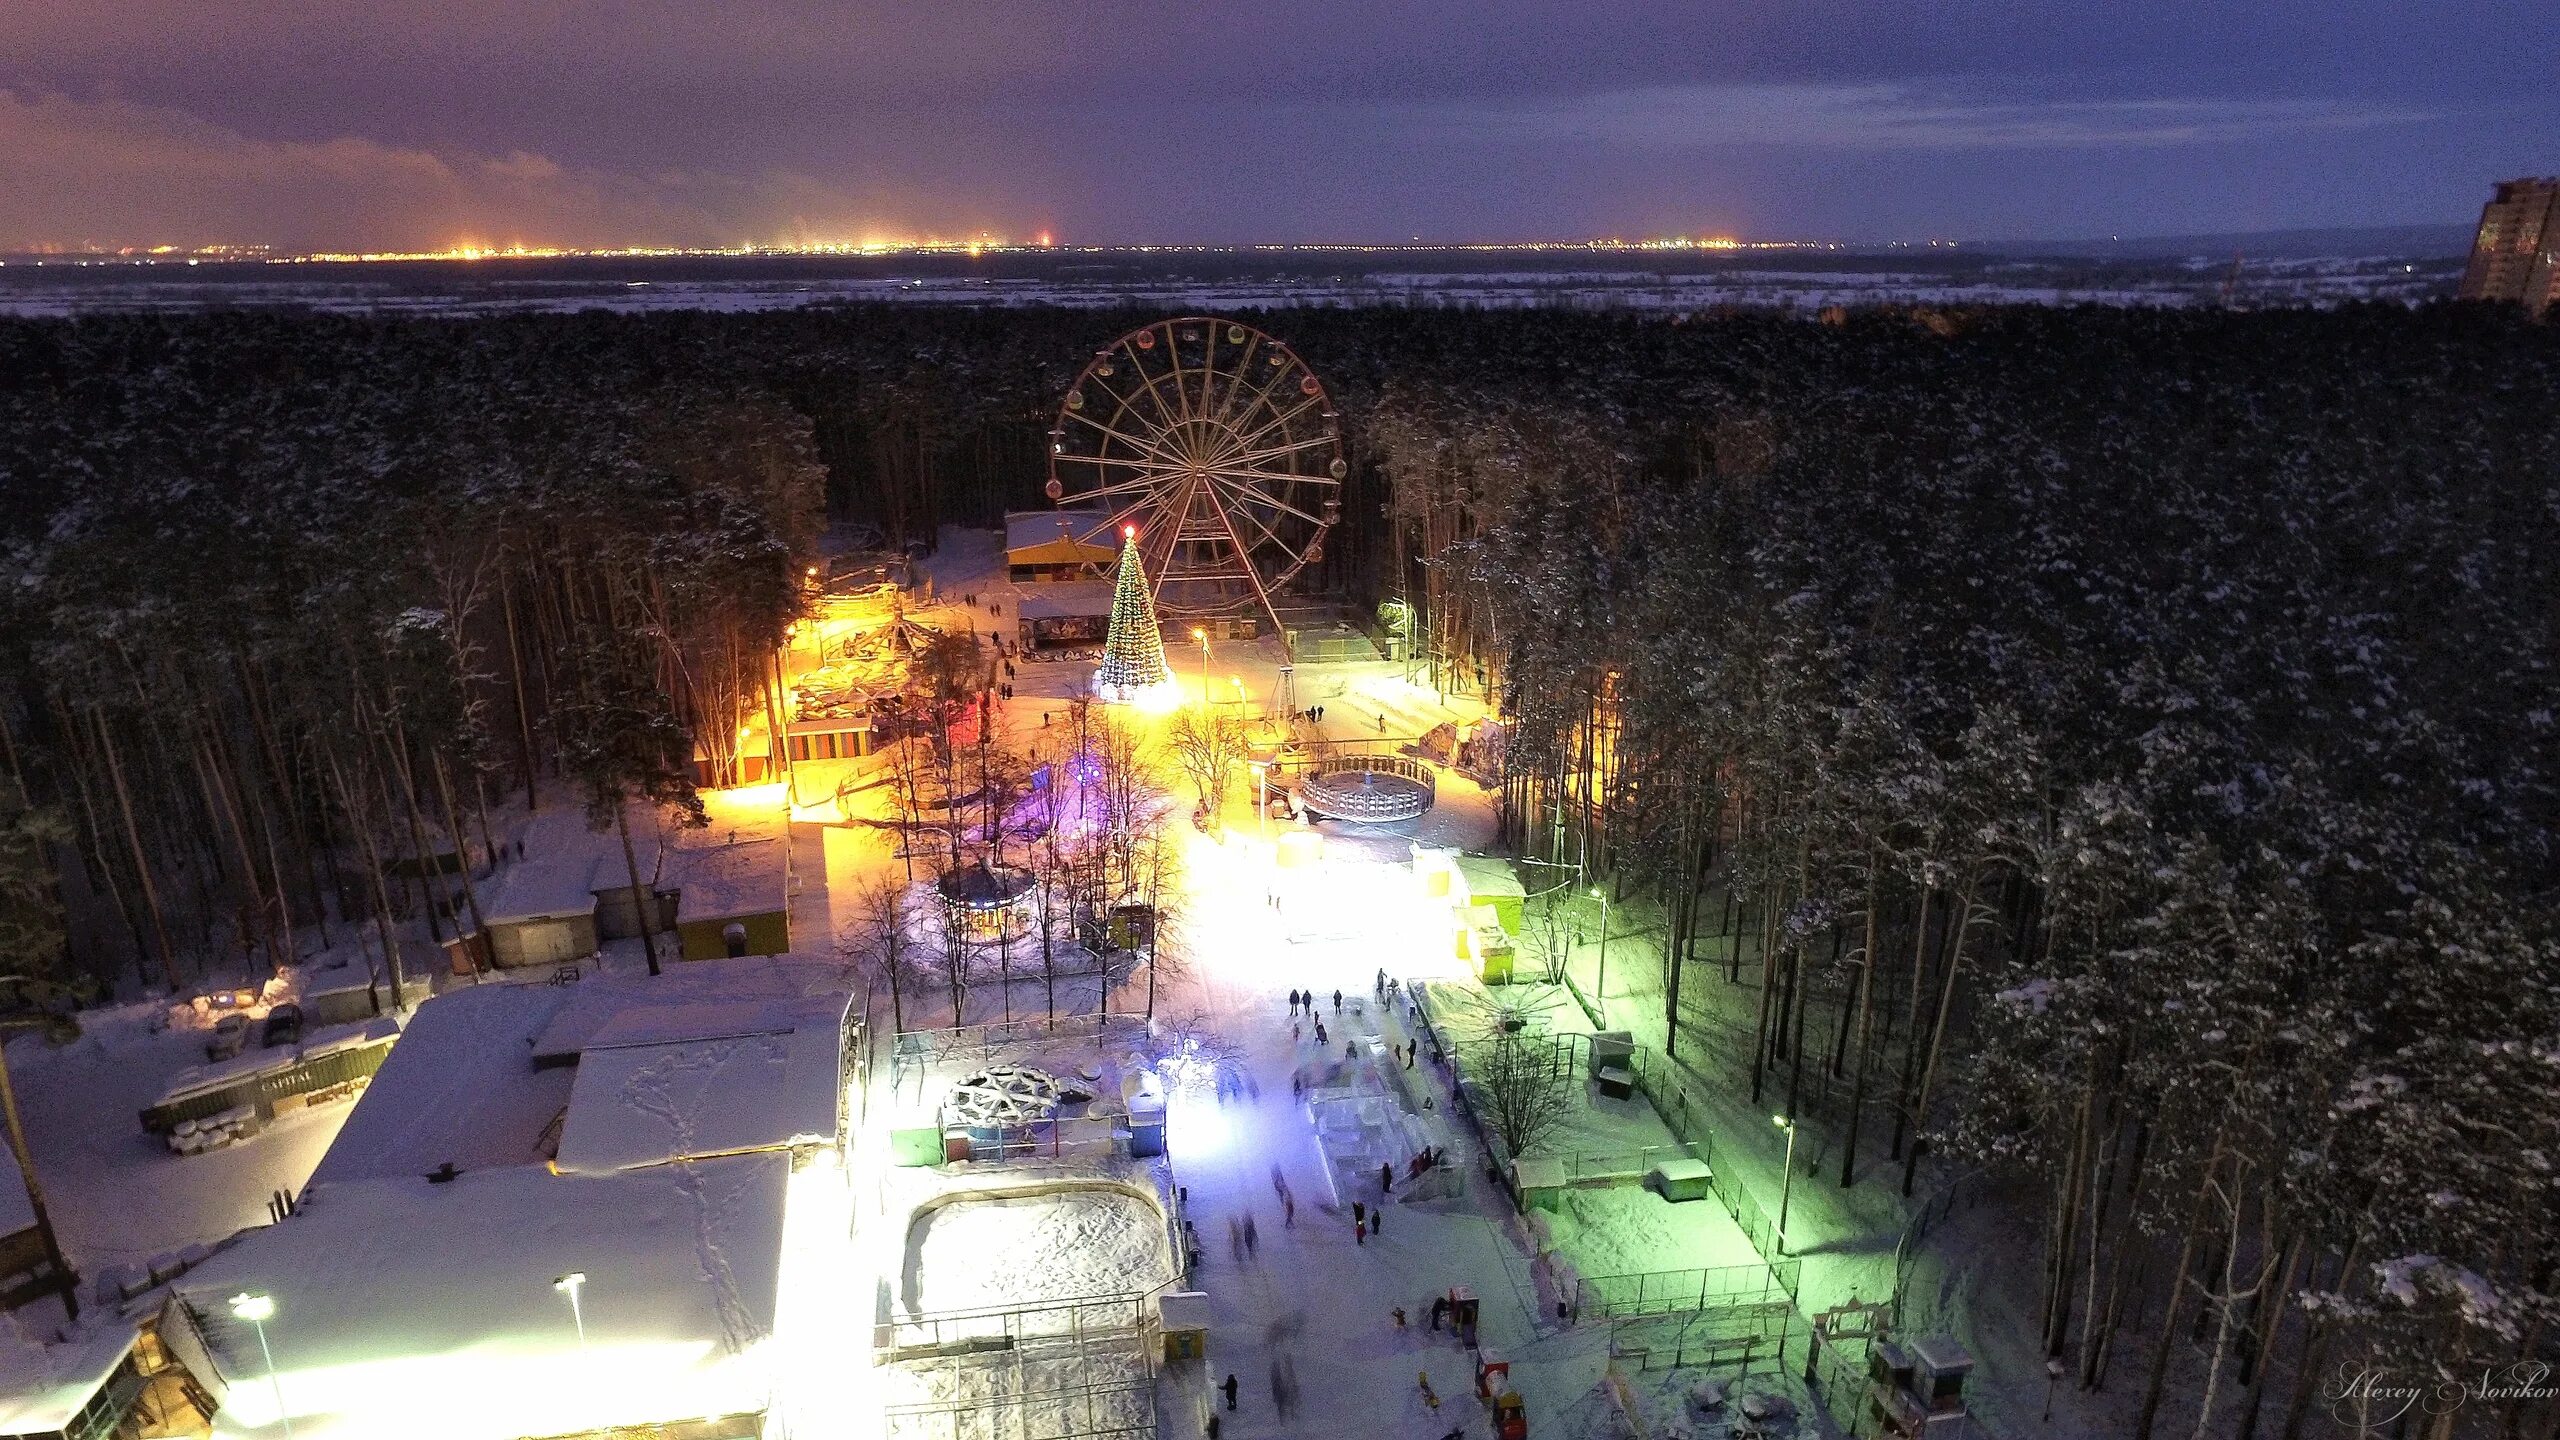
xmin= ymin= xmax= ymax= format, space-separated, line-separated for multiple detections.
xmin=1093 ymin=526 xmax=1177 ymax=707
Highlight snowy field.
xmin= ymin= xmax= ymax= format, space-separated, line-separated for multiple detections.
xmin=902 ymin=1187 xmax=1174 ymax=1317
xmin=1542 ymin=1184 xmax=1765 ymax=1283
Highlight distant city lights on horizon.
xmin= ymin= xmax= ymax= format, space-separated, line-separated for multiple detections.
xmin=0 ymin=232 xmax=1967 ymax=267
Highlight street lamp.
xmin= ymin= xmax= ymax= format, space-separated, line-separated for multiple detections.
xmin=1189 ymin=628 xmax=1210 ymax=706
xmin=1589 ymin=886 xmax=1611 ymax=1027
xmin=1772 ymin=1115 xmax=1798 ymax=1256
xmin=554 ymin=1271 xmax=589 ymax=1350
xmin=228 ymin=1292 xmax=293 ymax=1440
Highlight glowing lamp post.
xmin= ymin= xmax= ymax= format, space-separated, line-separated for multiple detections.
xmin=228 ymin=1292 xmax=293 ymax=1440
xmin=1189 ymin=628 xmax=1211 ymax=706
xmin=1589 ymin=886 xmax=1612 ymax=1027
xmin=554 ymin=1271 xmax=589 ymax=1350
xmin=1772 ymin=1115 xmax=1798 ymax=1255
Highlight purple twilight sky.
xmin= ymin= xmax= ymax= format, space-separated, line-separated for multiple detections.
xmin=1 ymin=0 xmax=2552 ymax=252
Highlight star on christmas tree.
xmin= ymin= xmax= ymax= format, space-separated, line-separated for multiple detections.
xmin=1093 ymin=526 xmax=1177 ymax=707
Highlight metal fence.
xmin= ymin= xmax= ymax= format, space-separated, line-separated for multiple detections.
xmin=889 ymin=1012 xmax=1150 ymax=1099
xmin=879 ymin=1286 xmax=1166 ymax=1361
xmin=1577 ymin=1257 xmax=1804 ymax=1320
xmin=1608 ymin=1306 xmax=1799 ymax=1377
xmin=880 ymin=1308 xmax=1160 ymax=1440
xmin=1549 ymin=1139 xmax=1712 ymax=1187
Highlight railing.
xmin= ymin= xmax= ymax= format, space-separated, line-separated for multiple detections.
xmin=1296 ymin=752 xmax=1436 ymax=822
xmin=1710 ymin=1164 xmax=1788 ymax=1262
xmin=1610 ymin=1321 xmax=1787 ymax=1377
xmin=1550 ymin=1139 xmax=1712 ymax=1187
xmin=946 ymin=1117 xmax=1130 ymax=1166
xmin=880 ymin=1285 xmax=1167 ymax=1359
xmin=1578 ymin=1257 xmax=1803 ymax=1321
xmin=890 ymin=1012 xmax=1149 ymax=1095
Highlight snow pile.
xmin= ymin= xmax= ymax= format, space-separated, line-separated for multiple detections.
xmin=904 ymin=1187 xmax=1172 ymax=1316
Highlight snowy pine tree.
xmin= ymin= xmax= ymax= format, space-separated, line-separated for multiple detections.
xmin=1092 ymin=526 xmax=1175 ymax=706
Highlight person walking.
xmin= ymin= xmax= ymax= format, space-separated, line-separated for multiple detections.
xmin=1332 ymin=989 xmax=1342 ymax=1013
xmin=1222 ymin=1374 xmax=1238 ymax=1412
xmin=1393 ymin=1306 xmax=1408 ymax=1328
xmin=1243 ymin=1215 xmax=1259 ymax=1256
xmin=1406 ymin=1045 xmax=1417 ymax=1071
xmin=1370 ymin=1205 xmax=1383 ymax=1236
xmin=1417 ymin=1371 xmax=1439 ymax=1409
xmin=1355 ymin=1217 xmax=1367 ymax=1245
xmin=1429 ymin=1295 xmax=1448 ymax=1332
xmin=1380 ymin=1161 xmax=1395 ymax=1196
xmin=1352 ymin=1200 xmax=1366 ymax=1226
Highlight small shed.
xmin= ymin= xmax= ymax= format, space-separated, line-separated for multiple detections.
xmin=784 ymin=710 xmax=875 ymax=763
xmin=1157 ymin=1291 xmax=1211 ymax=1362
xmin=476 ymin=851 xmax=601 ymax=969
xmin=1647 ymin=1156 xmax=1713 ymax=1203
xmin=671 ymin=837 xmax=791 ymax=961
xmin=1452 ymin=856 xmax=1527 ymax=934
xmin=1512 ymin=1155 xmax=1568 ymax=1213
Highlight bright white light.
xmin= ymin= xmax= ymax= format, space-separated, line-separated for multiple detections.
xmin=554 ymin=1272 xmax=586 ymax=1295
xmin=229 ymin=1292 xmax=276 ymax=1322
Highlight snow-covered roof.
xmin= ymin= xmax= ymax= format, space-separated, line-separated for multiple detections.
xmin=173 ymin=1156 xmax=788 ymax=1440
xmin=525 ymin=959 xmax=846 ymax=1061
xmin=477 ymin=850 xmax=602 ymax=926
xmin=1004 ymin=508 xmax=1115 ymax=560
xmin=309 ymin=984 xmax=576 ymax=1186
xmin=671 ymin=837 xmax=787 ymax=924
xmin=552 ymin=1019 xmax=842 ymax=1174
xmin=0 ymin=1316 xmax=137 ymax=1434
xmin=1453 ymin=855 xmax=1526 ymax=900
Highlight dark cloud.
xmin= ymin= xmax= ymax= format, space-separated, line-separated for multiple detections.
xmin=1 ymin=2 xmax=2551 ymax=249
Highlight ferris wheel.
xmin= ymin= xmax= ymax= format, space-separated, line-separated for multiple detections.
xmin=1046 ymin=317 xmax=1344 ymax=634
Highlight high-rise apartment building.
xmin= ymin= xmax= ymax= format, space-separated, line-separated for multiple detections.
xmin=2459 ymin=177 xmax=2559 ymax=314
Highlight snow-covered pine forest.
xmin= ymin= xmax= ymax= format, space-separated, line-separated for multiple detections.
xmin=0 ymin=301 xmax=2553 ymax=1435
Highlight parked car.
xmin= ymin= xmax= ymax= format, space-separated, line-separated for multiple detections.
xmin=259 ymin=1003 xmax=303 ymax=1050
xmin=204 ymin=1013 xmax=250 ymax=1062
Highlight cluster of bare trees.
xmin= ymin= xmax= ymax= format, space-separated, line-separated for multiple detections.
xmin=850 ymin=696 xmax=1185 ymax=1032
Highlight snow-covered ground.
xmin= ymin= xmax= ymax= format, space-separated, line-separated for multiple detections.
xmin=5 ymin=1001 xmax=359 ymax=1277
xmin=903 ymin=1188 xmax=1174 ymax=1316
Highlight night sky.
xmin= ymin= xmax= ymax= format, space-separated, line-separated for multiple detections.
xmin=2 ymin=1 xmax=2552 ymax=253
